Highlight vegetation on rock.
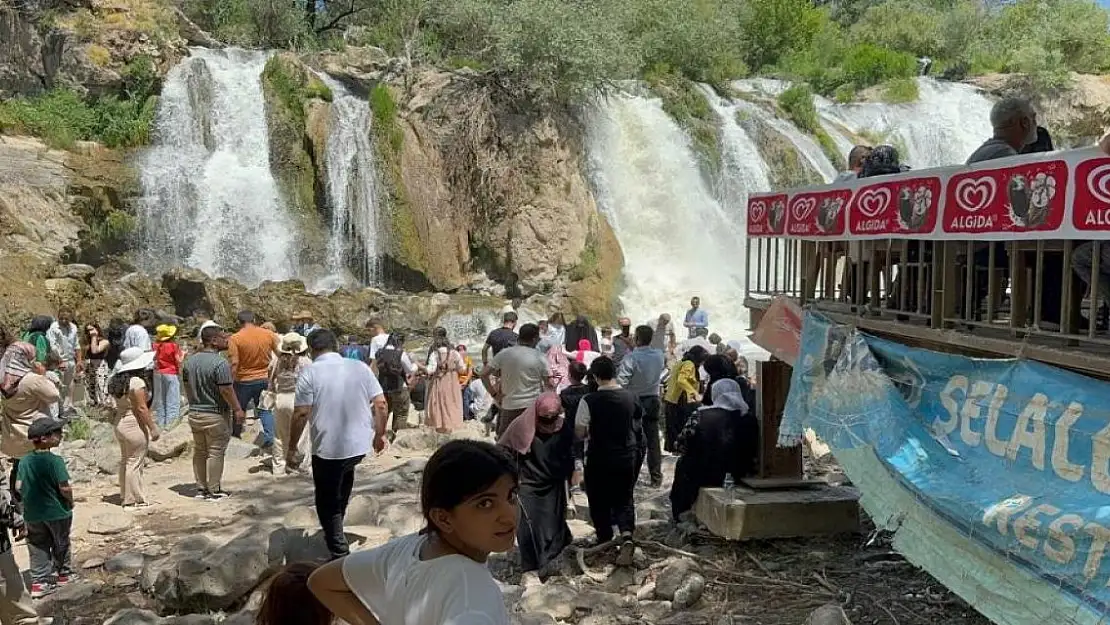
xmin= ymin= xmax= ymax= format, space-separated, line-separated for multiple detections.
xmin=776 ymin=85 xmax=844 ymax=171
xmin=0 ymin=56 xmax=160 ymax=149
xmin=369 ymin=83 xmax=427 ymax=278
xmin=644 ymin=70 xmax=722 ymax=175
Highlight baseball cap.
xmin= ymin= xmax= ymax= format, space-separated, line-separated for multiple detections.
xmin=28 ymin=418 xmax=64 ymax=441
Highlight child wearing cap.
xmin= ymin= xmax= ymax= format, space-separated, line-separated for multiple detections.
xmin=17 ymin=417 xmax=74 ymax=598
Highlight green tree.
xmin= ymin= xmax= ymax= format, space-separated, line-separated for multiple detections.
xmin=738 ymin=0 xmax=824 ymax=71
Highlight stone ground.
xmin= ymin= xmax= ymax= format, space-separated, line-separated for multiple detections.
xmin=27 ymin=410 xmax=993 ymax=625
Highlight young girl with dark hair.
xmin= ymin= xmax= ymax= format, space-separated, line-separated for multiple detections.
xmin=309 ymin=439 xmax=518 ymax=625
xmin=257 ymin=562 xmax=332 ymax=625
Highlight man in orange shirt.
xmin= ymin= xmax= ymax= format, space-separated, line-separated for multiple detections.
xmin=227 ymin=311 xmax=276 ymax=444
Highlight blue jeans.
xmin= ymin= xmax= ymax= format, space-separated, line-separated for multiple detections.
xmin=153 ymin=372 xmax=181 ymax=428
xmin=462 ymin=385 xmax=474 ymax=420
xmin=233 ymin=380 xmax=274 ymax=445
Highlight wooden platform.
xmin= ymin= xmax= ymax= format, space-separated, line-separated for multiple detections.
xmin=694 ymin=484 xmax=861 ymax=541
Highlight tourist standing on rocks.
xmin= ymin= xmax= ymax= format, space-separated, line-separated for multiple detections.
xmin=290 ymin=311 xmax=320 ymax=339
xmin=559 ymin=361 xmax=589 ymax=487
xmin=545 ymin=312 xmax=567 ymax=349
xmin=366 ymin=319 xmax=390 ymax=363
xmin=483 ymin=323 xmax=551 ymax=437
xmin=340 ymin=335 xmax=370 ymax=363
xmin=109 ymin=347 xmax=158 ymax=509
xmin=21 ymin=317 xmax=52 ymax=365
xmin=663 ymin=346 xmax=708 ymax=453
xmin=575 ymin=356 xmax=641 ymax=565
xmin=457 ymin=345 xmax=474 ymax=420
xmin=611 ymin=318 xmax=635 ymax=365
xmin=1 ymin=345 xmax=59 ymax=492
xmin=651 ymin=314 xmax=677 ymax=359
xmin=568 ymin=338 xmax=601 ymax=367
xmin=482 ymin=312 xmax=518 ymax=366
xmin=599 ymin=326 xmax=614 ymax=357
xmin=291 ymin=328 xmax=388 ymax=560
xmin=46 ymin=308 xmax=81 ymax=414
xmin=227 ymin=311 xmax=276 ymax=446
xmin=670 ymin=379 xmax=756 ymax=521
xmin=18 ymin=418 xmax=73 ymax=599
xmin=269 ymin=333 xmax=313 ymax=475
xmin=0 ymin=458 xmax=41 ymax=625
xmin=617 ymin=325 xmax=666 ymax=488
xmin=564 ymin=315 xmax=599 ymax=352
xmin=307 ymin=439 xmax=516 ymax=625
xmin=373 ymin=333 xmax=417 ymax=433
xmin=539 ymin=339 xmax=569 ymax=392
xmin=151 ymin=325 xmax=183 ymax=429
xmin=83 ymin=324 xmax=110 ymax=408
xmin=499 ymin=392 xmax=574 ymax=578
xmin=425 ymin=335 xmax=467 ymax=434
xmin=684 ymin=296 xmax=709 ymax=339
xmin=123 ymin=309 xmax=156 ymax=351
xmin=105 ymin=319 xmax=126 ymax=370
xmin=182 ymin=326 xmax=243 ymax=500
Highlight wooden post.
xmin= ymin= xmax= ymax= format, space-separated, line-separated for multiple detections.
xmin=756 ymin=360 xmax=803 ymax=480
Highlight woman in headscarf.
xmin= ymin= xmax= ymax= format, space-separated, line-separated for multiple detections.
xmin=0 ymin=325 xmax=33 ymax=399
xmin=425 ymin=331 xmax=466 ymax=433
xmin=702 ymin=355 xmax=738 ymax=405
xmin=564 ymin=316 xmax=599 ymax=353
xmin=663 ymin=346 xmax=709 ymax=452
xmin=22 ymin=316 xmax=53 ymax=364
xmin=498 ymin=392 xmax=574 ymax=577
xmin=566 ymin=339 xmax=601 ymax=368
xmin=539 ymin=340 xmax=570 ymax=392
xmin=669 ymin=378 xmax=758 ymax=520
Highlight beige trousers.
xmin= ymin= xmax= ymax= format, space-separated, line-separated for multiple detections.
xmin=0 ymin=551 xmax=37 ymax=625
xmin=273 ymin=392 xmax=310 ymax=473
xmin=188 ymin=411 xmax=231 ymax=493
xmin=114 ymin=414 xmax=149 ymax=506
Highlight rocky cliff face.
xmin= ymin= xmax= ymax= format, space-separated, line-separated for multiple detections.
xmin=0 ymin=0 xmax=185 ymax=99
xmin=362 ymin=67 xmax=624 ymax=321
xmin=967 ymin=73 xmax=1110 ymax=148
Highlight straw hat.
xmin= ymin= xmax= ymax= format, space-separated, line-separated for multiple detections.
xmin=155 ymin=324 xmax=178 ymax=341
xmin=291 ymin=310 xmax=314 ymax=321
xmin=279 ymin=332 xmax=308 ymax=354
xmin=115 ymin=347 xmax=154 ymax=373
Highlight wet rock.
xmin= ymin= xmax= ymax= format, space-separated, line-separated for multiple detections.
xmin=89 ymin=510 xmax=133 ymax=535
xmin=655 ymin=558 xmax=699 ymax=600
xmin=520 ymin=584 xmax=577 ymax=621
xmin=806 ymin=604 xmax=852 ymax=625
xmin=105 ymin=551 xmax=146 ymax=575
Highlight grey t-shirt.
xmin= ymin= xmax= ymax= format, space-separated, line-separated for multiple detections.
xmin=490 ymin=346 xmax=550 ymax=411
xmin=182 ymin=351 xmax=233 ymax=414
xmin=966 ymin=138 xmax=1018 ymax=164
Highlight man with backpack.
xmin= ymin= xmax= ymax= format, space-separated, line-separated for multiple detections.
xmin=372 ymin=334 xmax=417 ymax=432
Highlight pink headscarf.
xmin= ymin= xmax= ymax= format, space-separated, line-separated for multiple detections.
xmin=0 ymin=342 xmax=36 ymax=398
xmin=498 ymin=392 xmax=564 ymax=454
xmin=545 ymin=343 xmax=569 ymax=390
xmin=575 ymin=339 xmax=591 ymax=362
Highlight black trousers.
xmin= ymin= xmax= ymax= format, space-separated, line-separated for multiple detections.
xmin=584 ymin=453 xmax=637 ymax=543
xmin=312 ymin=454 xmax=364 ymax=559
xmin=637 ymin=395 xmax=663 ymax=484
xmin=664 ymin=401 xmax=695 ymax=452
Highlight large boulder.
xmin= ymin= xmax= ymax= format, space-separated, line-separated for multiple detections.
xmin=148 ymin=421 xmax=193 ymax=461
xmin=142 ymin=527 xmax=274 ymax=613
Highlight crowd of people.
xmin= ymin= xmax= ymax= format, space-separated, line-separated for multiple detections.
xmin=0 ymin=295 xmax=761 ymax=623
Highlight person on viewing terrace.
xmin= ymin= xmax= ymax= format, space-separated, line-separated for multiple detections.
xmin=835 ymin=145 xmax=871 ymax=182
xmin=967 ymin=98 xmax=1039 ymax=164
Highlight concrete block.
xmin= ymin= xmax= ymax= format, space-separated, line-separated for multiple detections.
xmin=694 ymin=485 xmax=860 ymax=540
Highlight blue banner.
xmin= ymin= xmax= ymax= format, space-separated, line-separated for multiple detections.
xmin=783 ymin=312 xmax=1110 ymax=613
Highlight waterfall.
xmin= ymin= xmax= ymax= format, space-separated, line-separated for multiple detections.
xmin=136 ymin=48 xmax=298 ymax=286
xmin=815 ymin=78 xmax=994 ymax=168
xmin=584 ymin=93 xmax=751 ymax=340
xmin=318 ymin=76 xmax=385 ymax=291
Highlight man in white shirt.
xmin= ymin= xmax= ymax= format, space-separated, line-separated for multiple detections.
xmin=365 ymin=318 xmax=390 ymax=362
xmin=46 ymin=307 xmax=82 ymax=412
xmin=291 ymin=329 xmax=388 ymax=560
xmin=481 ymin=323 xmax=551 ymax=437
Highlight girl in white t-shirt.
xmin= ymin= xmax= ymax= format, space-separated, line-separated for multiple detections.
xmin=309 ymin=440 xmax=519 ymax=625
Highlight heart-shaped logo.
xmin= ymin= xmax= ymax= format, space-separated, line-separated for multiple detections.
xmin=750 ymin=200 xmax=767 ymax=223
xmin=857 ymin=188 xmax=891 ymax=218
xmin=1088 ymin=164 xmax=1110 ymax=206
xmin=955 ymin=176 xmax=996 ymax=213
xmin=791 ymin=197 xmax=817 ymax=222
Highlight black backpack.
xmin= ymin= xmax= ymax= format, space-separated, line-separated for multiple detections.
xmin=377 ymin=348 xmax=405 ymax=392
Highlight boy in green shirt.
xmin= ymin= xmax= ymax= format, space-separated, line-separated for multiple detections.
xmin=17 ymin=418 xmax=73 ymax=599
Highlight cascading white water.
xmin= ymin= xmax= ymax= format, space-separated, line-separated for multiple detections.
xmin=318 ymin=76 xmax=385 ymax=290
xmin=816 ymin=78 xmax=994 ymax=168
xmin=585 ymin=93 xmax=751 ymax=340
xmin=700 ymin=86 xmax=772 ymax=208
xmin=136 ymin=48 xmax=297 ymax=286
